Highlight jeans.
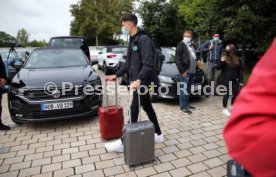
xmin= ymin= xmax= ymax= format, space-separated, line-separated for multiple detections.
xmin=206 ymin=61 xmax=219 ymax=83
xmin=130 ymin=88 xmax=162 ymax=135
xmin=179 ymin=74 xmax=194 ymax=110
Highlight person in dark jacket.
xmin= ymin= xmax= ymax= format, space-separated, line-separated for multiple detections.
xmin=201 ymin=33 xmax=223 ymax=84
xmin=217 ymin=44 xmax=244 ymax=116
xmin=105 ymin=14 xmax=163 ymax=152
xmin=0 ymin=55 xmax=11 ymax=130
xmin=175 ymin=30 xmax=199 ymax=114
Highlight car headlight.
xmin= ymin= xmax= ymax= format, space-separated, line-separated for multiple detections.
xmin=10 ymin=87 xmax=28 ymax=96
xmin=158 ymin=75 xmax=174 ymax=83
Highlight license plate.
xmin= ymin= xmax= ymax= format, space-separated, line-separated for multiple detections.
xmin=41 ymin=102 xmax=73 ymax=111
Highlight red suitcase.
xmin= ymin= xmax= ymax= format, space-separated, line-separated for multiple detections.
xmin=98 ymin=80 xmax=124 ymax=140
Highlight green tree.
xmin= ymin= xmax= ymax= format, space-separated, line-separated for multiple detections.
xmin=0 ymin=31 xmax=17 ymax=47
xmin=16 ymin=28 xmax=29 ymax=47
xmin=178 ymin=0 xmax=276 ymax=62
xmin=179 ymin=0 xmax=220 ymax=38
xmin=29 ymin=39 xmax=47 ymax=47
xmin=137 ymin=0 xmax=185 ymax=46
xmin=70 ymin=0 xmax=133 ymax=45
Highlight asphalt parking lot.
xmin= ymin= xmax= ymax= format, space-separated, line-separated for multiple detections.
xmin=0 ymin=66 xmax=230 ymax=177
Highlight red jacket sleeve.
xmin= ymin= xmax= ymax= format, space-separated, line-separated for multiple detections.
xmin=223 ymin=38 xmax=276 ymax=177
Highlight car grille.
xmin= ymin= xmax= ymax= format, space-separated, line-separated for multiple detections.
xmin=24 ymin=81 xmax=102 ymax=101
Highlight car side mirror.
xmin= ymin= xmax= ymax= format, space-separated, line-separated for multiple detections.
xmin=99 ymin=51 xmax=103 ymax=54
xmin=25 ymin=52 xmax=30 ymax=58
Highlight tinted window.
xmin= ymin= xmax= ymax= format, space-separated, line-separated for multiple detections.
xmin=25 ymin=49 xmax=88 ymax=69
xmin=49 ymin=38 xmax=86 ymax=48
xmin=162 ymin=48 xmax=175 ymax=63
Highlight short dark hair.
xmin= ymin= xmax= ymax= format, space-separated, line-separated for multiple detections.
xmin=121 ymin=14 xmax=138 ymax=26
xmin=212 ymin=32 xmax=220 ymax=36
xmin=184 ymin=30 xmax=193 ymax=36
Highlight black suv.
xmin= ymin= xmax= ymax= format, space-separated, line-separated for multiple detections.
xmin=48 ymin=36 xmax=91 ymax=62
xmin=8 ymin=48 xmax=102 ymax=124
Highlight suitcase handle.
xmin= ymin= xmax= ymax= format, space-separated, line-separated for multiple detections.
xmin=128 ymin=87 xmax=142 ymax=123
xmin=105 ymin=79 xmax=118 ymax=112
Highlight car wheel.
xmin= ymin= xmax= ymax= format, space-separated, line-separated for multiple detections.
xmin=103 ymin=63 xmax=109 ymax=75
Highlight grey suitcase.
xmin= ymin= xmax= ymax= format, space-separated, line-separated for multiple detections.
xmin=123 ymin=90 xmax=155 ymax=167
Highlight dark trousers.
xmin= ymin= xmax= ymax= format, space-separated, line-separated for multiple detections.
xmin=130 ymin=89 xmax=162 ymax=135
xmin=223 ymin=81 xmax=240 ymax=108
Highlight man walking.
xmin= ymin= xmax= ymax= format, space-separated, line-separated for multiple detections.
xmin=0 ymin=55 xmax=11 ymax=130
xmin=175 ymin=30 xmax=198 ymax=114
xmin=201 ymin=33 xmax=223 ymax=85
xmin=105 ymin=14 xmax=164 ymax=152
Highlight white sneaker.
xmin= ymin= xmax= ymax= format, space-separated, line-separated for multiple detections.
xmin=104 ymin=139 xmax=124 ymax=153
xmin=155 ymin=133 xmax=164 ymax=143
xmin=222 ymin=109 xmax=231 ymax=117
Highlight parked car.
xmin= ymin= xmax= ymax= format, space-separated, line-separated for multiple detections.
xmin=8 ymin=48 xmax=102 ymax=124
xmin=48 ymin=36 xmax=91 ymax=62
xmin=0 ymin=50 xmax=30 ymax=93
xmin=89 ymin=46 xmax=101 ymax=63
xmin=118 ymin=47 xmax=207 ymax=101
xmin=97 ymin=45 xmax=127 ymax=75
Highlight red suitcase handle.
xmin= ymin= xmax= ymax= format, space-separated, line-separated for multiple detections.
xmin=105 ymin=79 xmax=118 ymax=112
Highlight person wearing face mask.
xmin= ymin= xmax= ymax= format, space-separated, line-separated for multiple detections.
xmin=216 ymin=44 xmax=244 ymax=116
xmin=105 ymin=14 xmax=164 ymax=152
xmin=201 ymin=33 xmax=223 ymax=89
xmin=175 ymin=30 xmax=199 ymax=114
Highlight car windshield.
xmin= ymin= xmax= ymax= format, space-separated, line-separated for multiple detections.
xmin=162 ymin=48 xmax=175 ymax=63
xmin=110 ymin=47 xmax=127 ymax=54
xmin=49 ymin=38 xmax=85 ymax=48
xmin=24 ymin=49 xmax=88 ymax=69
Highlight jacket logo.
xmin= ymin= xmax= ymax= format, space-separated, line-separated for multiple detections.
xmin=132 ymin=45 xmax=138 ymax=52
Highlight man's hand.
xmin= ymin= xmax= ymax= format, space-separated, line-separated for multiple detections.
xmin=130 ymin=80 xmax=141 ymax=91
xmin=0 ymin=78 xmax=7 ymax=88
xmin=105 ymin=75 xmax=117 ymax=81
xmin=240 ymin=83 xmax=244 ymax=87
xmin=197 ymin=60 xmax=203 ymax=66
xmin=181 ymin=71 xmax=188 ymax=78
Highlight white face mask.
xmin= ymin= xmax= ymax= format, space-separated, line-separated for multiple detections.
xmin=183 ymin=37 xmax=191 ymax=43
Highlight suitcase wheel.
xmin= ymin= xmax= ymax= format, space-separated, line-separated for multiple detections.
xmin=152 ymin=158 xmax=158 ymax=165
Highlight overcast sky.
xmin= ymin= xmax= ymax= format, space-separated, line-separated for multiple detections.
xmin=0 ymin=0 xmax=79 ymax=42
